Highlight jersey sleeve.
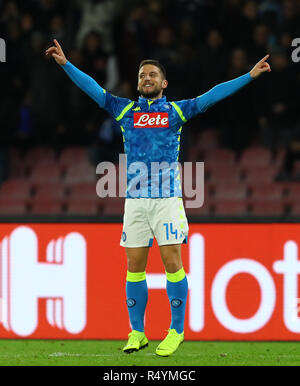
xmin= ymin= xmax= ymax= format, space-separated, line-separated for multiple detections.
xmin=173 ymin=72 xmax=254 ymax=121
xmin=61 ymin=61 xmax=106 ymax=107
xmin=61 ymin=61 xmax=132 ymax=119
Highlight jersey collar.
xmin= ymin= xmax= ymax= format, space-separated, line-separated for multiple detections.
xmin=138 ymin=96 xmax=167 ymax=104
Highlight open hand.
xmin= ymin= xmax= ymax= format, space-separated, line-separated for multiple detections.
xmin=250 ymin=55 xmax=271 ymax=79
xmin=45 ymin=39 xmax=67 ymax=66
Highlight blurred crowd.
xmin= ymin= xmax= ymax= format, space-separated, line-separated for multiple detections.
xmin=1 ymin=0 xmax=300 ymax=166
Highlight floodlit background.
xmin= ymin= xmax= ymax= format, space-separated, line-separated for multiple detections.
xmin=0 ymin=0 xmax=300 ymax=217
xmin=1 ymin=1 xmax=300 ymax=359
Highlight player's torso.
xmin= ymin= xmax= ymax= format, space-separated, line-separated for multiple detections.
xmin=119 ymin=97 xmax=182 ymax=165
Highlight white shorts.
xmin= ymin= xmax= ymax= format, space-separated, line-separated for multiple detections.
xmin=120 ymin=197 xmax=189 ymax=248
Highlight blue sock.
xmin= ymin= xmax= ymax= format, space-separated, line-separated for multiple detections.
xmin=166 ymin=268 xmax=188 ymax=334
xmin=126 ymin=271 xmax=148 ymax=332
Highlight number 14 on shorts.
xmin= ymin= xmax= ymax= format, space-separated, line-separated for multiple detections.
xmin=163 ymin=222 xmax=178 ymax=240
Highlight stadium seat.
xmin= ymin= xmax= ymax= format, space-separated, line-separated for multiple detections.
xmin=68 ymin=182 xmax=97 ymax=201
xmin=213 ymin=182 xmax=247 ymax=201
xmin=213 ymin=200 xmax=248 ymax=216
xmin=0 ymin=179 xmax=32 ymax=200
xmin=283 ymin=183 xmax=300 ymax=205
xmin=9 ymin=148 xmax=24 ymax=178
xmin=184 ymin=201 xmax=211 ymax=216
xmin=29 ymin=164 xmax=62 ymax=184
xmin=23 ymin=147 xmax=56 ymax=168
xmin=250 ymin=202 xmax=285 ymax=216
xmin=66 ymin=200 xmax=99 ymax=215
xmin=102 ymin=198 xmax=125 ymax=215
xmin=243 ymin=166 xmax=278 ymax=184
xmin=0 ymin=200 xmax=27 ymax=215
xmin=64 ymin=163 xmax=96 ymax=185
xmin=239 ymin=146 xmax=272 ymax=169
xmin=30 ymin=200 xmax=64 ymax=215
xmin=248 ymin=183 xmax=284 ymax=202
xmin=59 ymin=147 xmax=88 ymax=168
xmin=33 ymin=183 xmax=66 ymax=201
xmin=207 ymin=165 xmax=241 ymax=184
xmin=289 ymin=203 xmax=300 ymax=215
xmin=204 ymin=148 xmax=236 ymax=167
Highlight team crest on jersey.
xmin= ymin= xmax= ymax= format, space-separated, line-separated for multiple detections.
xmin=134 ymin=112 xmax=169 ymax=128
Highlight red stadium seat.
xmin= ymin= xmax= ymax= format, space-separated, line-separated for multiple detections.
xmin=29 ymin=163 xmax=62 ymax=184
xmin=69 ymin=182 xmax=97 ymax=201
xmin=184 ymin=201 xmax=211 ymax=216
xmin=204 ymin=148 xmax=236 ymax=167
xmin=283 ymin=183 xmax=300 ymax=205
xmin=31 ymin=200 xmax=63 ymax=215
xmin=0 ymin=200 xmax=27 ymax=215
xmin=102 ymin=197 xmax=125 ymax=215
xmin=59 ymin=147 xmax=88 ymax=168
xmin=207 ymin=165 xmax=241 ymax=184
xmin=213 ymin=200 xmax=248 ymax=216
xmin=23 ymin=147 xmax=56 ymax=169
xmin=64 ymin=163 xmax=96 ymax=185
xmin=250 ymin=202 xmax=285 ymax=216
xmin=0 ymin=179 xmax=32 ymax=200
xmin=239 ymin=146 xmax=272 ymax=169
xmin=249 ymin=183 xmax=284 ymax=202
xmin=213 ymin=182 xmax=247 ymax=200
xmin=290 ymin=203 xmax=300 ymax=215
xmin=9 ymin=148 xmax=24 ymax=178
xmin=66 ymin=200 xmax=99 ymax=215
xmin=33 ymin=183 xmax=66 ymax=201
xmin=243 ymin=166 xmax=278 ymax=184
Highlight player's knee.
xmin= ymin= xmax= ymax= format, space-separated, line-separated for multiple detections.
xmin=164 ymin=261 xmax=182 ymax=274
xmin=127 ymin=260 xmax=146 ymax=273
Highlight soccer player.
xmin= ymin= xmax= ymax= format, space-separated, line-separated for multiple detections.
xmin=46 ymin=39 xmax=271 ymax=356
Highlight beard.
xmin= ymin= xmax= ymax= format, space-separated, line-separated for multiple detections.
xmin=138 ymin=86 xmax=162 ymax=99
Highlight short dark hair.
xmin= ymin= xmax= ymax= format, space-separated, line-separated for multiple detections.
xmin=138 ymin=59 xmax=166 ymax=79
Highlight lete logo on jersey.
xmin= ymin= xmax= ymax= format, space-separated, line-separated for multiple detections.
xmin=134 ymin=112 xmax=169 ymax=128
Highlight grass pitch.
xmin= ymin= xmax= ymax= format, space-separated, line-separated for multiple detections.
xmin=0 ymin=340 xmax=299 ymax=366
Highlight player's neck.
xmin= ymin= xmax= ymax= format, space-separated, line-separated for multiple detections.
xmin=140 ymin=93 xmax=164 ymax=101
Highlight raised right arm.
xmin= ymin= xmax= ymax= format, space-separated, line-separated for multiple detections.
xmin=46 ymin=39 xmax=105 ymax=107
xmin=61 ymin=61 xmax=106 ymax=107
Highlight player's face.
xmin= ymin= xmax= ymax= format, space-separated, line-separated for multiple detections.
xmin=137 ymin=64 xmax=168 ymax=99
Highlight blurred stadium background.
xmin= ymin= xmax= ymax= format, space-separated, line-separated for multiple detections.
xmin=0 ymin=0 xmax=300 ymax=218
xmin=2 ymin=0 xmax=300 ymax=367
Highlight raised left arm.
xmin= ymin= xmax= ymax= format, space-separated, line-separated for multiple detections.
xmin=196 ymin=55 xmax=271 ymax=113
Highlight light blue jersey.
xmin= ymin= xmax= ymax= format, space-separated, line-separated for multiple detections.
xmin=62 ymin=61 xmax=253 ymax=198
